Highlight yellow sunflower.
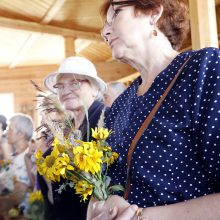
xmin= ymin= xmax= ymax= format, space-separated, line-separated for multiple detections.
xmin=41 ymin=148 xmax=60 ymax=182
xmin=54 ymin=153 xmax=74 ymax=179
xmin=91 ymin=127 xmax=111 ymax=140
xmin=29 ymin=190 xmax=43 ymax=203
xmin=74 ymin=180 xmax=93 ymax=202
xmin=73 ymin=142 xmax=103 ymax=174
xmin=104 ymin=152 xmax=119 ymax=165
xmin=35 ymin=149 xmax=43 ymax=160
xmin=35 ymin=149 xmax=45 ymax=175
xmin=52 ymin=137 xmax=66 ymax=153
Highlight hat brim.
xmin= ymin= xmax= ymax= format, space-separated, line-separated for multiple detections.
xmin=44 ymin=72 xmax=107 ymax=94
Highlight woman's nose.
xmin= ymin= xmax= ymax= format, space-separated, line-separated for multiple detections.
xmin=101 ymin=25 xmax=111 ymax=43
xmin=60 ymin=83 xmax=74 ymax=93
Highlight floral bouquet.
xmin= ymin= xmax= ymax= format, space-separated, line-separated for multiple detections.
xmin=26 ymin=190 xmax=45 ymax=220
xmin=32 ymin=80 xmax=123 ymax=202
xmin=35 ymin=127 xmax=124 ymax=202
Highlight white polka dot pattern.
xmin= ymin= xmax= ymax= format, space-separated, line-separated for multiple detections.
xmin=105 ymin=47 xmax=220 ymax=207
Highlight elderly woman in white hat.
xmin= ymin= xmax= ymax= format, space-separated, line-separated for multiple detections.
xmin=38 ymin=56 xmax=109 ymax=220
xmin=44 ymin=56 xmax=107 ymax=131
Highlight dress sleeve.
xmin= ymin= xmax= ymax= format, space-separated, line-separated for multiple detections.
xmin=191 ymin=47 xmax=220 ymax=182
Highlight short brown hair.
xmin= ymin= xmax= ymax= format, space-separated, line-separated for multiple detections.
xmin=100 ymin=0 xmax=189 ymax=50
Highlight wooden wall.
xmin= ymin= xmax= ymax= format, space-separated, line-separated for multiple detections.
xmin=0 ymin=61 xmax=136 ymax=125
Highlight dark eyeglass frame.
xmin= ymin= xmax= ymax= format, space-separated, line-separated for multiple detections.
xmin=53 ymin=79 xmax=88 ymax=91
xmin=103 ymin=0 xmax=136 ymax=27
xmin=110 ymin=0 xmax=136 ymax=7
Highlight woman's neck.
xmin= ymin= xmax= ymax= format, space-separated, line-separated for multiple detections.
xmin=123 ymin=35 xmax=179 ymax=94
xmin=132 ymin=42 xmax=179 ymax=96
xmin=72 ymin=109 xmax=86 ymax=129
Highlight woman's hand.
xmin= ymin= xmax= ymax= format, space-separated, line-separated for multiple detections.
xmin=87 ymin=195 xmax=139 ymax=220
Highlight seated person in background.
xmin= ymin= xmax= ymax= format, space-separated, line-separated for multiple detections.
xmin=103 ymin=81 xmax=126 ymax=107
xmin=0 ymin=114 xmax=13 ymax=160
xmin=0 ymin=113 xmax=34 ymax=215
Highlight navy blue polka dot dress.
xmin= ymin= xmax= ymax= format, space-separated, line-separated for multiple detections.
xmin=105 ymin=47 xmax=220 ymax=207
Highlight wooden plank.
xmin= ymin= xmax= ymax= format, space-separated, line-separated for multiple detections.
xmin=0 ymin=16 xmax=102 ymax=41
xmin=0 ymin=61 xmax=136 ymax=84
xmin=9 ymin=34 xmax=40 ymax=68
xmin=75 ymin=41 xmax=92 ymax=53
xmin=9 ymin=0 xmax=67 ymax=68
xmin=65 ymin=36 xmax=76 ymax=57
xmin=41 ymin=0 xmax=67 ymax=24
xmin=216 ymin=0 xmax=220 ymax=5
xmin=189 ymin=0 xmax=218 ymax=49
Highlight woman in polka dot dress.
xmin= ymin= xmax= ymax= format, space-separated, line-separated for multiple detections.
xmin=87 ymin=0 xmax=220 ymax=219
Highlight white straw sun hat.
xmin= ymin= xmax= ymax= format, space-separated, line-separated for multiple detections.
xmin=44 ymin=57 xmax=107 ymax=94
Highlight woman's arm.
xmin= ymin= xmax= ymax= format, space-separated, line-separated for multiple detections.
xmin=140 ymin=193 xmax=220 ymax=220
xmin=24 ymin=153 xmax=36 ymax=189
xmin=88 ymin=193 xmax=220 ymax=220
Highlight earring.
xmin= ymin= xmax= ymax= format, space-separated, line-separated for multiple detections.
xmin=152 ymin=25 xmax=157 ymax=37
xmin=152 ymin=24 xmax=157 ymax=37
xmin=152 ymin=29 xmax=157 ymax=36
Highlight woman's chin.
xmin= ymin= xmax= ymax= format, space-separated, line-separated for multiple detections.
xmin=112 ymin=49 xmax=130 ymax=65
xmin=112 ymin=47 xmax=125 ymax=61
xmin=64 ymin=101 xmax=81 ymax=111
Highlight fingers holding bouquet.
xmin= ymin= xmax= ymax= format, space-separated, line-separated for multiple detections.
xmin=88 ymin=195 xmax=139 ymax=220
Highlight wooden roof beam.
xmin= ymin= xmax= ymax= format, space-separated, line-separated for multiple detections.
xmin=9 ymin=0 xmax=67 ymax=68
xmin=9 ymin=34 xmax=40 ymax=68
xmin=75 ymin=41 xmax=92 ymax=53
xmin=65 ymin=36 xmax=76 ymax=57
xmin=0 ymin=61 xmax=136 ymax=86
xmin=0 ymin=16 xmax=102 ymax=41
xmin=42 ymin=0 xmax=67 ymax=24
xmin=189 ymin=0 xmax=218 ymax=49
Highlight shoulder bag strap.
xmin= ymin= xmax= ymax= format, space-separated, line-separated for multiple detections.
xmin=124 ymin=55 xmax=193 ymax=200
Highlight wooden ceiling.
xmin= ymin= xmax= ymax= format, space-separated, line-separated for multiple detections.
xmin=0 ymin=0 xmax=219 ymax=87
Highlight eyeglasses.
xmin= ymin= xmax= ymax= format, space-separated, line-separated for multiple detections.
xmin=53 ymin=80 xmax=88 ymax=92
xmin=110 ymin=0 xmax=135 ymax=6
xmin=105 ymin=0 xmax=135 ymax=26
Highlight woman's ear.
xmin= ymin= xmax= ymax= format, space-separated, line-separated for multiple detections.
xmin=92 ymin=89 xmax=99 ymax=98
xmin=150 ymin=5 xmax=163 ymax=25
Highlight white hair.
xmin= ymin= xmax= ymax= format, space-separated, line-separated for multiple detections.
xmin=9 ymin=113 xmax=34 ymax=141
xmin=108 ymin=81 xmax=126 ymax=94
xmin=88 ymin=78 xmax=104 ymax=101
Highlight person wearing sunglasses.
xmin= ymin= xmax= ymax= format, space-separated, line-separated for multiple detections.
xmin=87 ymin=0 xmax=220 ymax=219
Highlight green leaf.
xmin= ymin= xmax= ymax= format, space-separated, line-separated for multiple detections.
xmin=94 ymin=180 xmax=102 ymax=187
xmin=108 ymin=184 xmax=124 ymax=193
xmin=104 ymin=176 xmax=111 ymax=188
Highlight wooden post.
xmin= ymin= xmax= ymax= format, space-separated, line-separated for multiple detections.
xmin=65 ymin=36 xmax=76 ymax=57
xmin=189 ymin=0 xmax=218 ymax=49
